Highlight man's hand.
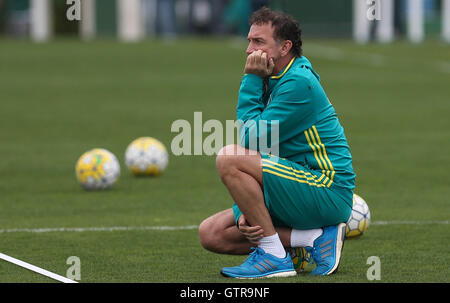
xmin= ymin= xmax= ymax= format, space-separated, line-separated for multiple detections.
xmin=244 ymin=50 xmax=275 ymax=78
xmin=238 ymin=214 xmax=265 ymax=245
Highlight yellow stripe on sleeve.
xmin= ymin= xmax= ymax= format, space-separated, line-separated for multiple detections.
xmin=262 ymin=159 xmax=317 ymax=179
xmin=261 ymin=159 xmax=332 ymax=188
xmin=308 ymin=128 xmax=330 ymax=176
xmin=304 ymin=129 xmax=325 ymax=172
xmin=262 ymin=163 xmax=317 ymax=182
xmin=311 ymin=125 xmax=335 ymax=181
xmin=262 ymin=168 xmax=326 ymax=188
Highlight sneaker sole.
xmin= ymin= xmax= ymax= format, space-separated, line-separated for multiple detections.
xmin=221 ymin=269 xmax=297 ymax=279
xmin=325 ymin=223 xmax=346 ymax=275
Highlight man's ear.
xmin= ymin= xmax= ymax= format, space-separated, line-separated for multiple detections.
xmin=281 ymin=40 xmax=293 ymax=57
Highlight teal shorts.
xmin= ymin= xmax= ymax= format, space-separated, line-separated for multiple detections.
xmin=260 ymin=153 xmax=352 ymax=230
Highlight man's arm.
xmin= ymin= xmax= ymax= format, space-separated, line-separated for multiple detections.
xmin=237 ymin=74 xmax=316 ymax=152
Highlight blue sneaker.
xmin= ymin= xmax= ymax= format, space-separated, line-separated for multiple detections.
xmin=306 ymin=223 xmax=346 ymax=276
xmin=220 ymin=247 xmax=297 ymax=279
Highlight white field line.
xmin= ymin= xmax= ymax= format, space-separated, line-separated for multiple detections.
xmin=1 ymin=220 xmax=446 ymax=283
xmin=0 ymin=221 xmax=447 ymax=234
xmin=305 ymin=43 xmax=387 ymax=67
xmin=370 ymin=220 xmax=449 ymax=226
xmin=0 ymin=252 xmax=77 ymax=283
xmin=0 ymin=225 xmax=199 ymax=233
xmin=305 ymin=43 xmax=450 ymax=75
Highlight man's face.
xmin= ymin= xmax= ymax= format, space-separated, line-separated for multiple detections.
xmin=246 ymin=22 xmax=281 ymax=63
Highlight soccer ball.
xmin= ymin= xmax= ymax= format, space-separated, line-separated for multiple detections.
xmin=75 ymin=148 xmax=120 ymax=190
xmin=346 ymin=193 xmax=371 ymax=239
xmin=125 ymin=137 xmax=169 ymax=176
xmin=286 ymin=247 xmax=313 ymax=273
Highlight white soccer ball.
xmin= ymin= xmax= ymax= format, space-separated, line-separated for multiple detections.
xmin=346 ymin=193 xmax=371 ymax=239
xmin=125 ymin=137 xmax=169 ymax=176
xmin=75 ymin=148 xmax=120 ymax=190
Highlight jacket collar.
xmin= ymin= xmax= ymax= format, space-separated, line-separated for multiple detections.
xmin=270 ymin=57 xmax=296 ymax=80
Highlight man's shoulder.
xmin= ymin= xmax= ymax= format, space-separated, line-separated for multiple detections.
xmin=277 ymin=58 xmax=314 ymax=82
xmin=276 ymin=69 xmax=315 ymax=93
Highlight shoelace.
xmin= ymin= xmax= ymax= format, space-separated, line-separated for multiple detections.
xmin=244 ymin=247 xmax=264 ymax=265
xmin=250 ymin=247 xmax=314 ymax=264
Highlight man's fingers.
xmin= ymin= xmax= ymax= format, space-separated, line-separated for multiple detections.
xmin=237 ymin=215 xmax=246 ymax=226
xmin=239 ymin=225 xmax=258 ymax=233
xmin=238 ymin=222 xmax=264 ymax=244
xmin=239 ymin=225 xmax=261 ymax=232
xmin=239 ymin=225 xmax=264 ymax=238
xmin=245 ymin=50 xmax=273 ymax=77
xmin=251 ymin=50 xmax=262 ymax=65
xmin=261 ymin=52 xmax=267 ymax=63
xmin=267 ymin=57 xmax=275 ymax=74
xmin=249 ymin=50 xmax=259 ymax=59
xmin=248 ymin=50 xmax=264 ymax=64
xmin=258 ymin=51 xmax=267 ymax=66
xmin=246 ymin=233 xmax=264 ymax=240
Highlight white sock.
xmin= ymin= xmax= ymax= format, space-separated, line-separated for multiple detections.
xmin=290 ymin=228 xmax=323 ymax=248
xmin=258 ymin=233 xmax=286 ymax=258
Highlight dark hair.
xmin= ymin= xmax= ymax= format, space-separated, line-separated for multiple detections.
xmin=249 ymin=7 xmax=302 ymax=57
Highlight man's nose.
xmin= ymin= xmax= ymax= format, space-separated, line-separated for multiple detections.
xmin=246 ymin=44 xmax=254 ymax=55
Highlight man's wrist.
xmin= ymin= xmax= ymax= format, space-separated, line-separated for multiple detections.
xmin=242 ymin=73 xmax=265 ymax=84
xmin=239 ymin=73 xmax=265 ymax=102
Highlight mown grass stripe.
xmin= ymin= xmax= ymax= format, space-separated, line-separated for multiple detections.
xmin=0 ymin=221 xmax=447 ymax=234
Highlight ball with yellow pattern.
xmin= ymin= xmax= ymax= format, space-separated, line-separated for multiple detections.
xmin=75 ymin=148 xmax=120 ymax=190
xmin=345 ymin=193 xmax=371 ymax=239
xmin=125 ymin=137 xmax=169 ymax=176
xmin=286 ymin=247 xmax=313 ymax=273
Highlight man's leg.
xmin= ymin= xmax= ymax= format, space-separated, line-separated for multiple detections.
xmin=215 ymin=144 xmax=287 ymax=258
xmin=215 ymin=144 xmax=276 ymax=238
xmin=257 ymin=153 xmax=350 ymax=275
xmin=202 ymin=147 xmax=348 ymax=277
xmin=214 ymin=145 xmax=296 ymax=278
xmin=198 ymin=208 xmax=294 ymax=254
xmin=198 ymin=208 xmax=252 ymax=255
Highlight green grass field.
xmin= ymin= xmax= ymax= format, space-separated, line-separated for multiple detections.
xmin=0 ymin=38 xmax=449 ymax=283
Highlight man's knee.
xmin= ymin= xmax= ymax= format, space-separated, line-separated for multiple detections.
xmin=216 ymin=144 xmax=240 ymax=180
xmin=199 ymin=215 xmax=236 ymax=254
xmin=216 ymin=144 xmax=261 ymax=180
xmin=199 ymin=217 xmax=222 ymax=253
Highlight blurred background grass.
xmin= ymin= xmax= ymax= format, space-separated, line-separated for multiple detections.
xmin=0 ymin=37 xmax=448 ymax=282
